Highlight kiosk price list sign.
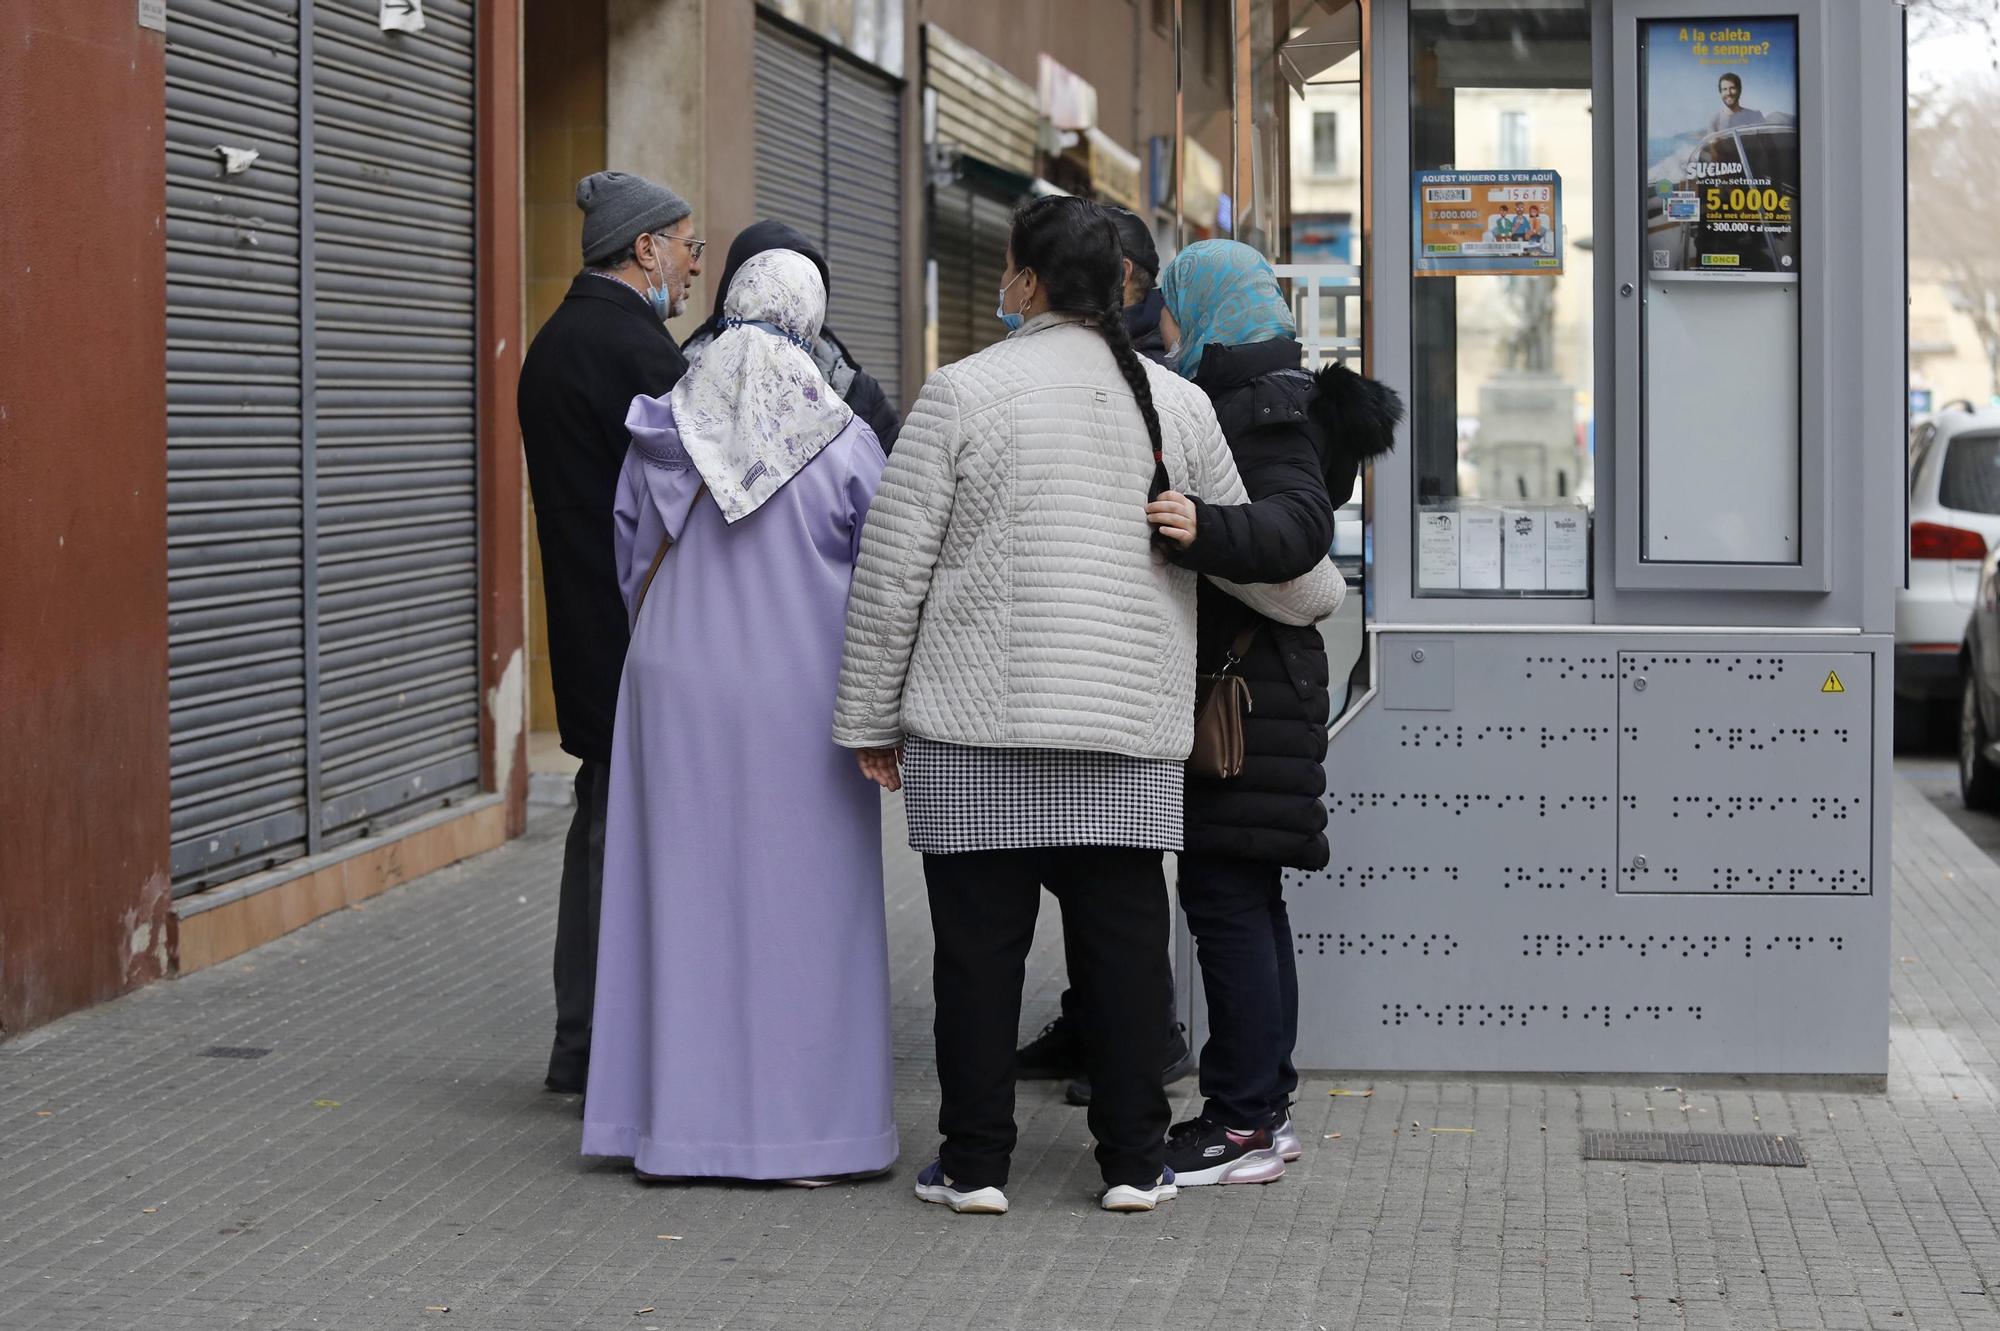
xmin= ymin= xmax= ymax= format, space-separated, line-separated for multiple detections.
xmin=1642 ymin=18 xmax=1801 ymax=274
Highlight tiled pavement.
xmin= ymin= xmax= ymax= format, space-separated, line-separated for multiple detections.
xmin=5 ymin=776 xmax=2000 ymax=1330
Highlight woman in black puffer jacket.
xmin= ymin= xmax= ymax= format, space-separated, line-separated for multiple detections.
xmin=683 ymin=220 xmax=902 ymax=450
xmin=1152 ymin=240 xmax=1402 ymax=1188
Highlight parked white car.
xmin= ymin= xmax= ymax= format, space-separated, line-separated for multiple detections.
xmin=1899 ymin=405 xmax=2000 ymax=741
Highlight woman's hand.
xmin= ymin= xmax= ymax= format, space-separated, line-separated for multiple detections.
xmin=856 ymin=745 xmax=903 ymax=791
xmin=1146 ymin=491 xmax=1198 ymax=546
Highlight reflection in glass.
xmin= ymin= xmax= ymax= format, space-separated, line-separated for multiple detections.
xmin=1204 ymin=1 xmax=1370 ymax=716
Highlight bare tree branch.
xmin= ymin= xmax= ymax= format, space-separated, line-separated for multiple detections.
xmin=1910 ymin=79 xmax=2000 ymax=398
xmin=1910 ymin=0 xmax=2000 ymax=70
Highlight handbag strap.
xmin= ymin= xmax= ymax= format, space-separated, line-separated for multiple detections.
xmin=633 ymin=481 xmax=707 ymax=621
xmin=1216 ymin=623 xmax=1260 ymax=675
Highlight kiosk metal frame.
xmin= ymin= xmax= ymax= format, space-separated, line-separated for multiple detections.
xmin=1179 ymin=0 xmax=1905 ymax=1076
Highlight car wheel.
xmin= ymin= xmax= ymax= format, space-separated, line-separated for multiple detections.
xmin=1960 ymin=674 xmax=2000 ymax=811
xmin=1896 ymin=692 xmax=1946 ymax=752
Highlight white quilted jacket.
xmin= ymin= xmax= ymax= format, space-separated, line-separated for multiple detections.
xmin=833 ymin=314 xmax=1345 ymax=760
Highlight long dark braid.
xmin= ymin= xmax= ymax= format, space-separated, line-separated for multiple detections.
xmin=1009 ymin=196 xmax=1170 ymax=497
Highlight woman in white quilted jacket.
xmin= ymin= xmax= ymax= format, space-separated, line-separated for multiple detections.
xmin=833 ymin=196 xmax=1345 ymax=1217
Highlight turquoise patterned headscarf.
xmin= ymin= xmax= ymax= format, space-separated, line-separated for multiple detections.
xmin=1158 ymin=240 xmax=1297 ymax=379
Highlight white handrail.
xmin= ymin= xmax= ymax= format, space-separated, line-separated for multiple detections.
xmin=1270 ymin=262 xmax=1364 ymax=370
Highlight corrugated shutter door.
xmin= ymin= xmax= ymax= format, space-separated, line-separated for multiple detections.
xmin=311 ymin=1 xmax=481 ymax=844
xmin=164 ymin=0 xmax=481 ymax=895
xmin=753 ymin=24 xmax=828 ymax=253
xmin=165 ymin=0 xmax=312 ymax=888
xmin=970 ymin=191 xmax=1014 ymax=362
xmin=931 ymin=182 xmax=1013 ymax=369
xmin=823 ymin=59 xmax=902 ymax=407
xmin=931 ymin=184 xmax=975 ymax=369
xmin=754 ymin=17 xmax=903 ymax=409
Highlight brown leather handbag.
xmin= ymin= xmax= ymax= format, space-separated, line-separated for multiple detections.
xmin=1188 ymin=626 xmax=1259 ymax=780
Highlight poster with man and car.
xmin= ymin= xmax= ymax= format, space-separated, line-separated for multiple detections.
xmin=1643 ymin=18 xmax=1800 ymax=274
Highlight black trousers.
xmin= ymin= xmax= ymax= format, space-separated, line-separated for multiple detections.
xmin=547 ymin=759 xmax=610 ymax=1091
xmin=1057 ymin=970 xmax=1183 ymax=1051
xmin=923 ymin=846 xmax=1172 ymax=1191
xmin=1178 ymin=854 xmax=1299 ymax=1129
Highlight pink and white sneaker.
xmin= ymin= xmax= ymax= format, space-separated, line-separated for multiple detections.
xmin=1163 ymin=1118 xmax=1287 ymax=1186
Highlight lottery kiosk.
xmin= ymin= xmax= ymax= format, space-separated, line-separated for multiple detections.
xmin=1176 ymin=0 xmax=1905 ymax=1074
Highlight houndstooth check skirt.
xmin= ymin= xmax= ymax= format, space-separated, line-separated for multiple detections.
xmin=900 ymin=736 xmax=1184 ymax=854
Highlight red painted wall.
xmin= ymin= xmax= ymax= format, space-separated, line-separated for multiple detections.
xmin=0 ymin=7 xmax=173 ymax=1034
xmin=479 ymin=0 xmax=529 ymax=836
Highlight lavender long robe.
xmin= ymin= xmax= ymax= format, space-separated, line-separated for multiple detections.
xmin=581 ymin=405 xmax=895 ymax=1179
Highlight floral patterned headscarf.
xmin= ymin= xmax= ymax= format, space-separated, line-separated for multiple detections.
xmin=659 ymin=249 xmax=854 ymax=523
xmin=1158 ymin=239 xmax=1297 ymax=379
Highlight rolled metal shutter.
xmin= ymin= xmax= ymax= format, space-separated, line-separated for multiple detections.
xmin=309 ymin=1 xmax=480 ymax=845
xmin=931 ymin=182 xmax=1013 ymax=368
xmin=165 ymin=1 xmax=311 ymax=889
xmin=754 ymin=16 xmax=903 ymax=408
xmin=930 ymin=183 xmax=975 ymax=369
xmin=753 ymin=23 xmax=828 ymax=254
xmin=164 ymin=0 xmax=480 ymax=894
xmin=824 ymin=59 xmax=903 ymax=406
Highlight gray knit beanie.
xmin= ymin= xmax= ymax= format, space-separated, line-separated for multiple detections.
xmin=576 ymin=171 xmax=692 ymax=265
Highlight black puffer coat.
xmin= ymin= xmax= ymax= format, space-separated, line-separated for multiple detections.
xmin=1175 ymin=339 xmax=1403 ymax=869
xmin=686 ymin=220 xmax=902 ymax=450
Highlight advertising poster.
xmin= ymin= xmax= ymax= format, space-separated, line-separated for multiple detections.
xmin=1413 ymin=170 xmax=1564 ymax=277
xmin=1642 ymin=19 xmax=1800 ymax=274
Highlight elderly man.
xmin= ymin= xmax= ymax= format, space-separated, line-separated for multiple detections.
xmin=517 ymin=171 xmax=704 ymax=1094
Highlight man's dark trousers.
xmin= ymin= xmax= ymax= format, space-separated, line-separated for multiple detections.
xmin=547 ymin=760 xmax=610 ymax=1092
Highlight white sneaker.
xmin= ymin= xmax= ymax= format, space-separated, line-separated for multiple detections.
xmin=914 ymin=1161 xmax=1008 ymax=1214
xmin=1273 ymin=1116 xmax=1303 ymax=1162
xmin=1100 ymin=1169 xmax=1178 ymax=1212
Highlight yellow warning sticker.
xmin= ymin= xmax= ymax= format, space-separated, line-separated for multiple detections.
xmin=1822 ymin=671 xmax=1845 ymax=694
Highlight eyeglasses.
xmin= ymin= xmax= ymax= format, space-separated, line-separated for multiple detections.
xmin=659 ymin=233 xmax=706 ymax=262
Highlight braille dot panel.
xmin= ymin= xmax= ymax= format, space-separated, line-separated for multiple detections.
xmin=1397 ymin=723 xmax=1613 ymax=750
xmin=1296 ymin=932 xmax=1459 ymax=958
xmin=1379 ymin=1002 xmax=1704 ymax=1029
xmin=1522 ymin=654 xmax=1618 ymax=681
xmin=1327 ymin=792 xmax=1611 ymax=817
xmin=1691 ymin=725 xmax=1852 ymax=751
xmin=1520 ymin=933 xmax=1846 ymax=958
xmin=1618 ymin=865 xmax=1869 ymax=893
xmin=1619 ymin=654 xmax=1791 ymax=682
xmin=1654 ymin=794 xmax=1864 ymax=821
xmin=1503 ymin=866 xmax=1613 ymax=891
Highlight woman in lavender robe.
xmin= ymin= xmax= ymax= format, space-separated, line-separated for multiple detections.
xmin=582 ymin=249 xmax=895 ymax=1184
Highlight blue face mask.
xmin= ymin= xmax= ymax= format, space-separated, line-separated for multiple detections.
xmin=641 ymin=233 xmax=673 ymax=323
xmin=995 ymin=269 xmax=1028 ymax=331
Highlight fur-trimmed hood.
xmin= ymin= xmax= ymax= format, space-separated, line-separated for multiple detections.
xmin=1308 ymin=360 xmax=1403 ymax=462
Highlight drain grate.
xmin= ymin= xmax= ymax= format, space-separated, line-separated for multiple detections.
xmin=202 ymin=1046 xmax=271 ymax=1060
xmin=1583 ymin=1130 xmax=1806 ymax=1167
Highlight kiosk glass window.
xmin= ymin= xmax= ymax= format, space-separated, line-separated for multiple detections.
xmin=1408 ymin=0 xmax=1596 ymax=598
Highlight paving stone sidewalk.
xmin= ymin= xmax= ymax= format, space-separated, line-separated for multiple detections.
xmin=4 ymin=777 xmax=2000 ymax=1331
